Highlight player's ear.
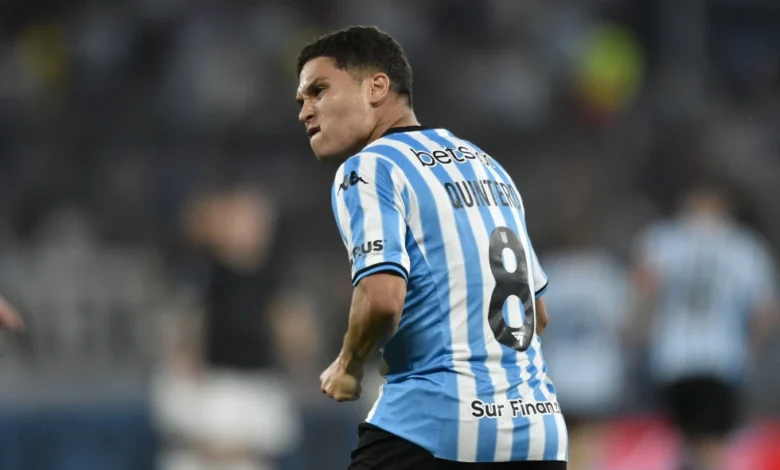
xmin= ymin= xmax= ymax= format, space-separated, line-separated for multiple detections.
xmin=367 ymin=72 xmax=391 ymax=105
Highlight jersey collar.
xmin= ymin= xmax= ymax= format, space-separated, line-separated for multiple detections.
xmin=381 ymin=125 xmax=434 ymax=137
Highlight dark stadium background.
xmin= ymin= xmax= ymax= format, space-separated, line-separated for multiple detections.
xmin=0 ymin=1 xmax=778 ymax=469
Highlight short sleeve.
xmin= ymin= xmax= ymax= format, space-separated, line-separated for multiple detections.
xmin=331 ymin=153 xmax=410 ymax=286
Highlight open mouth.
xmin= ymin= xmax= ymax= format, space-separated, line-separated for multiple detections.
xmin=307 ymin=127 xmax=321 ymax=138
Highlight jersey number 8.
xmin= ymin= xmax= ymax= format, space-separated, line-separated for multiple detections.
xmin=488 ymin=226 xmax=535 ymax=352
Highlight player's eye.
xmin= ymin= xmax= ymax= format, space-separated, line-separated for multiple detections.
xmin=314 ymin=86 xmax=326 ymax=97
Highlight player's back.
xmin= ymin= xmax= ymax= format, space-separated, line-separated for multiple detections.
xmin=333 ymin=127 xmax=567 ymax=463
xmin=636 ymin=218 xmax=776 ymax=383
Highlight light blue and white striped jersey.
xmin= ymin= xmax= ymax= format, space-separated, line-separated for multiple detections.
xmin=331 ymin=126 xmax=567 ymax=463
xmin=635 ymin=216 xmax=778 ymax=385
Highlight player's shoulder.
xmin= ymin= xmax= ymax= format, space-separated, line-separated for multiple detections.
xmin=725 ymin=223 xmax=774 ymax=262
xmin=332 ymin=151 xmax=405 ymax=194
xmin=336 ymin=151 xmax=399 ymax=178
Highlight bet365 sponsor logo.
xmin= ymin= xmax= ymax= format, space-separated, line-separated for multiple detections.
xmin=350 ymin=240 xmax=384 ymax=266
xmin=410 ymin=145 xmax=494 ymax=169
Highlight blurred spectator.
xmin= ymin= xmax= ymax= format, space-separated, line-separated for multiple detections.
xmin=630 ymin=179 xmax=778 ymax=470
xmin=152 ymin=187 xmax=301 ymax=470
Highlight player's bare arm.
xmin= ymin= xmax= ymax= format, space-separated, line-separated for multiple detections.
xmin=321 ymin=273 xmax=406 ymax=402
xmin=536 ymin=297 xmax=549 ymax=336
xmin=0 ymin=295 xmax=24 ymax=332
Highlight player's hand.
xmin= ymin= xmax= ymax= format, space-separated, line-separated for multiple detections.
xmin=0 ymin=296 xmax=24 ymax=332
xmin=320 ymin=357 xmax=363 ymax=402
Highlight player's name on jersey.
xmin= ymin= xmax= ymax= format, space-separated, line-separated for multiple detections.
xmin=445 ymin=179 xmax=522 ymax=211
xmin=470 ymin=398 xmax=562 ymax=419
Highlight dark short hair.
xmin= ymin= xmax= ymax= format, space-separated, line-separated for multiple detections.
xmin=296 ymin=26 xmax=413 ymax=106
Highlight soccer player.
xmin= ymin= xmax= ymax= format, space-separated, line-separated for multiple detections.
xmin=295 ymin=26 xmax=567 ymax=469
xmin=631 ymin=181 xmax=778 ymax=470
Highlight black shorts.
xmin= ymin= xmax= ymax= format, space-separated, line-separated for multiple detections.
xmin=661 ymin=375 xmax=741 ymax=439
xmin=349 ymin=423 xmax=567 ymax=470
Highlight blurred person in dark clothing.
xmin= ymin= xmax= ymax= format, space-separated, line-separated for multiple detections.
xmin=193 ymin=188 xmax=284 ymax=371
xmin=152 ymin=186 xmax=301 ymax=470
xmin=630 ymin=179 xmax=778 ymax=470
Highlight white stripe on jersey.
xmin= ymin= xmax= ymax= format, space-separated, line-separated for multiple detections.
xmin=388 ymin=163 xmax=410 ymax=267
xmin=368 ymin=138 xmax=481 ymax=461
xmin=358 ymin=156 xmax=385 ymax=257
xmin=334 ymin=166 xmax=353 ymax=251
xmin=552 ymin=376 xmax=569 ymax=461
xmin=366 ymin=382 xmax=384 ymax=422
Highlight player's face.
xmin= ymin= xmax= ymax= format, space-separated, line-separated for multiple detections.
xmin=297 ymin=57 xmax=374 ymax=161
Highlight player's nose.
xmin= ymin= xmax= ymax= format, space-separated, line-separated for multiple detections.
xmin=298 ymin=102 xmax=315 ymax=124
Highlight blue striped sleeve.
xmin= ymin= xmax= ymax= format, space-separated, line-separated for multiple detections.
xmin=331 ymin=153 xmax=410 ymax=286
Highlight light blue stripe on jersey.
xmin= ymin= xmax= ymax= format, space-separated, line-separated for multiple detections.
xmin=386 ymin=133 xmax=498 ymax=461
xmin=368 ymin=143 xmax=460 ymax=458
xmin=427 ymin=130 xmax=532 ymax=459
xmin=478 ymin=142 xmax=560 ymax=460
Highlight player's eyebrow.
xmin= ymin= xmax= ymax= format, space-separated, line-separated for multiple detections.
xmin=296 ymin=77 xmax=328 ymax=106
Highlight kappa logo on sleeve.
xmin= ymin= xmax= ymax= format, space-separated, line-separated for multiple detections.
xmin=338 ymin=171 xmax=367 ymax=194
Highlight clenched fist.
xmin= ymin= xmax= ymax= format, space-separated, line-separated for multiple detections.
xmin=320 ymin=357 xmax=363 ymax=402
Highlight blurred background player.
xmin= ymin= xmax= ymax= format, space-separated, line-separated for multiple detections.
xmin=538 ymin=158 xmax=632 ymax=470
xmin=630 ymin=179 xmax=778 ymax=470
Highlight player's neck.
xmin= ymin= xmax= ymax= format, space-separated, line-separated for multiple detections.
xmin=369 ymin=109 xmax=419 ymax=145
